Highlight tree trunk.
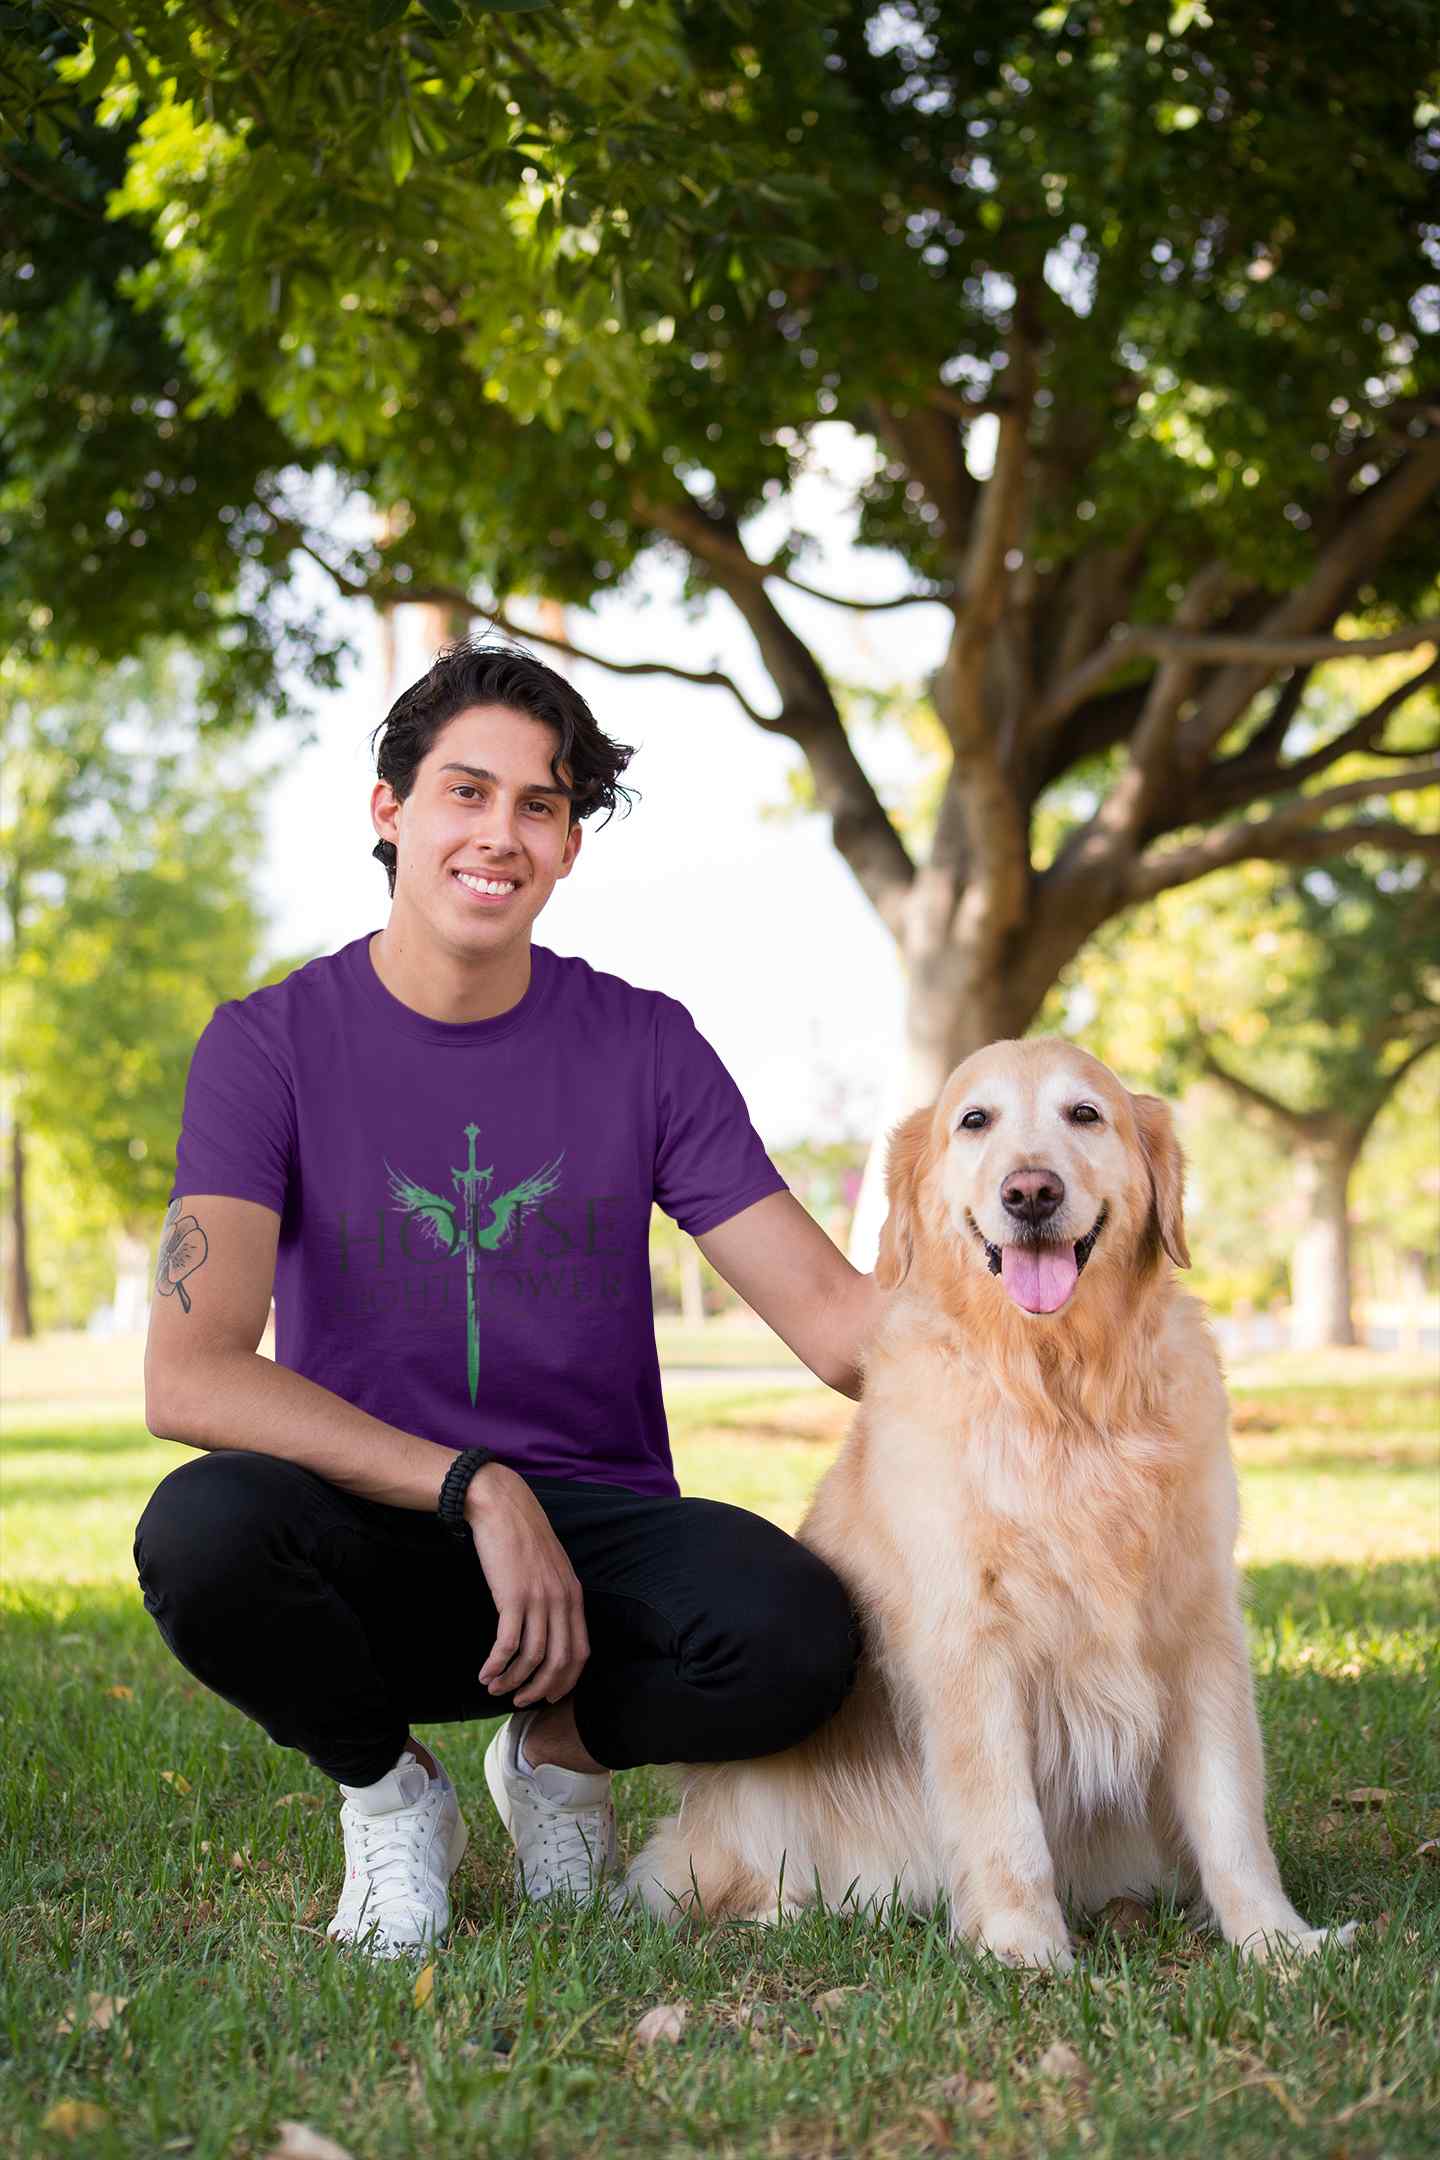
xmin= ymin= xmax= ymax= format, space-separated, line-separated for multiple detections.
xmin=1289 ymin=1127 xmax=1364 ymax=1351
xmin=849 ymin=935 xmax=1038 ymax=1266
xmin=7 ymin=1114 xmax=34 ymax=1341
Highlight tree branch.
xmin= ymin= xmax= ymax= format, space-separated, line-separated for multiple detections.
xmin=0 ymin=149 xmax=109 ymax=222
xmin=1198 ymin=1042 xmax=1317 ymax=1139
xmin=1129 ymin=761 xmax=1440 ymax=899
xmin=1222 ymin=664 xmax=1314 ymax=775
xmin=926 ymin=385 xmax=1008 ymax=423
xmin=1199 ymin=655 xmax=1440 ymax=817
xmin=780 ymin=575 xmax=953 ymax=613
xmin=1360 ymin=1033 xmax=1440 ymax=1135
xmin=867 ymin=399 xmax=978 ymax=566
xmin=925 ymin=294 xmax=1042 ymax=956
xmin=1180 ymin=440 xmax=1440 ymax=765
xmin=626 ymin=497 xmax=917 ymax=935
xmin=289 ymin=536 xmax=778 ymax=725
xmin=1037 ymin=615 xmax=1440 ymax=737
xmin=628 ymin=493 xmax=946 ymax=611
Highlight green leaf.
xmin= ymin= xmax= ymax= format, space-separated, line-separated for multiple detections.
xmin=384 ymin=107 xmax=415 ymax=184
xmin=367 ymin=0 xmax=411 ymax=27
xmin=762 ymin=236 xmax=828 ymax=267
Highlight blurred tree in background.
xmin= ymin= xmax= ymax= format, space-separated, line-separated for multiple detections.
xmin=4 ymin=2 xmax=1438 ymax=1340
xmin=5 ymin=0 xmax=1436 ymax=1103
xmin=0 ymin=647 xmax=317 ymax=1335
xmin=1042 ymin=824 xmax=1439 ymax=1345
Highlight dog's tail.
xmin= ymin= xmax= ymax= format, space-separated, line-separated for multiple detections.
xmin=627 ymin=1792 xmax=783 ymax=1925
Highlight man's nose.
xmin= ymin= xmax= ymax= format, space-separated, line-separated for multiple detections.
xmin=472 ymin=802 xmax=522 ymax=852
xmin=1000 ymin=1167 xmax=1065 ymax=1225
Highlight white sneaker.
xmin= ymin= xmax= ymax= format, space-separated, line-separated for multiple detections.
xmin=327 ymin=1749 xmax=469 ymax=1959
xmin=484 ymin=1713 xmax=617 ymax=1902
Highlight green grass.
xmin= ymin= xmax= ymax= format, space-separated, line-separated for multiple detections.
xmin=1 ymin=1368 xmax=1437 ymax=2157
xmin=654 ymin=1320 xmax=806 ymax=1371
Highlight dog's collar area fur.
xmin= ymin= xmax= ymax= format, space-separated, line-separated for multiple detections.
xmin=968 ymin=1202 xmax=1110 ymax=1279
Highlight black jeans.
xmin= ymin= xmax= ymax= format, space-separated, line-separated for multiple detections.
xmin=133 ymin=1450 xmax=858 ymax=1787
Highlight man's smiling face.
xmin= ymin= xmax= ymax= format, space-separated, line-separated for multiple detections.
xmin=371 ymin=703 xmax=583 ymax=956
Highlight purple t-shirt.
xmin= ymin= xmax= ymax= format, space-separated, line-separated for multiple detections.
xmin=169 ymin=934 xmax=787 ymax=1496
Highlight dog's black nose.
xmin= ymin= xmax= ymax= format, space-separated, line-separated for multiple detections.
xmin=1000 ymin=1167 xmax=1065 ymax=1224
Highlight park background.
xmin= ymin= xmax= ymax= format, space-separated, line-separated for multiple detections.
xmin=2 ymin=4 xmax=1438 ymax=2157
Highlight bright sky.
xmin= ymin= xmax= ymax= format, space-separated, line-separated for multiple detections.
xmin=253 ymin=425 xmax=967 ymax=1150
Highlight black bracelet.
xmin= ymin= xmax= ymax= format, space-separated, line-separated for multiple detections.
xmin=437 ymin=1447 xmax=496 ymax=1538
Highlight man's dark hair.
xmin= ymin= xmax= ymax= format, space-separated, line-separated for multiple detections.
xmin=369 ymin=639 xmax=636 ymax=896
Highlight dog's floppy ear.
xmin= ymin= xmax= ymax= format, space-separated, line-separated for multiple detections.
xmin=875 ymin=1107 xmax=934 ymax=1289
xmin=1130 ymin=1093 xmax=1190 ymax=1269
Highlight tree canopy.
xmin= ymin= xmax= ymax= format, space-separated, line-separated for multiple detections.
xmin=5 ymin=0 xmax=1438 ymax=1078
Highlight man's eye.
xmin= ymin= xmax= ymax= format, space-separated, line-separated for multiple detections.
xmin=525 ymin=800 xmax=553 ymax=815
xmin=1071 ymin=1103 xmax=1102 ymax=1125
xmin=958 ymin=1108 xmax=988 ymax=1131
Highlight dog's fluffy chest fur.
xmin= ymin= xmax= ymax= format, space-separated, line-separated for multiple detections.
xmin=811 ymin=1301 xmax=1230 ymax=1830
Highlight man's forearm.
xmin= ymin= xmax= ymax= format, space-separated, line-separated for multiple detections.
xmin=147 ymin=1349 xmax=456 ymax=1511
xmin=824 ymin=1267 xmax=886 ymax=1401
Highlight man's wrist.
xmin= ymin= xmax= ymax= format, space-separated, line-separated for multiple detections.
xmin=461 ymin=1458 xmax=508 ymax=1521
xmin=436 ymin=1446 xmax=497 ymax=1535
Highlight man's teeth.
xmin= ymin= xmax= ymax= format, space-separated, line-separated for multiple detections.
xmin=454 ymin=871 xmax=516 ymax=896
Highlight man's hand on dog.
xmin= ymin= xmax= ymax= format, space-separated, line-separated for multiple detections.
xmin=465 ymin=1464 xmax=590 ymax=1707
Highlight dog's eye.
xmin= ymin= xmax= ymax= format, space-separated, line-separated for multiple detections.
xmin=1070 ymin=1103 xmax=1102 ymax=1125
xmin=958 ymin=1108 xmax=988 ymax=1131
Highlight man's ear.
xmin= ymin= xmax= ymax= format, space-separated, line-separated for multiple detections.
xmin=1130 ymin=1093 xmax=1190 ymax=1269
xmin=875 ymin=1107 xmax=934 ymax=1289
xmin=558 ymin=817 xmax=583 ymax=878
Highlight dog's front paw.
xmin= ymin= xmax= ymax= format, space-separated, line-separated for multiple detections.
xmin=1236 ymin=1919 xmax=1359 ymax=1964
xmin=974 ymin=1911 xmax=1076 ymax=1974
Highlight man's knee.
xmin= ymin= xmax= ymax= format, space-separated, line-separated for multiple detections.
xmin=133 ymin=1449 xmax=315 ymax=1605
xmin=684 ymin=1505 xmax=859 ymax=1755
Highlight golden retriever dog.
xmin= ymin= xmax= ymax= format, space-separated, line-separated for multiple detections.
xmin=630 ymin=1038 xmax=1356 ymax=1967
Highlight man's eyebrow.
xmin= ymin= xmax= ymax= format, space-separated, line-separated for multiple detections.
xmin=437 ymin=762 xmax=573 ymax=798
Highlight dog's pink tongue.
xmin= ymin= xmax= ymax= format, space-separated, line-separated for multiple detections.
xmin=1000 ymin=1243 xmax=1078 ymax=1313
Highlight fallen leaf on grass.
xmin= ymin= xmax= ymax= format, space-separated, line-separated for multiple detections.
xmin=262 ymin=2125 xmax=357 ymax=2160
xmin=160 ymin=1770 xmax=193 ymax=1794
xmin=41 ymin=2101 xmax=111 ymax=2137
xmin=54 ymin=1992 xmax=129 ymax=2036
xmin=274 ymin=1792 xmax=323 ymax=1810
xmin=106 ymin=1685 xmax=134 ymax=1702
xmin=412 ymin=1964 xmax=435 ymax=2011
xmin=812 ymin=1986 xmax=864 ymax=2015
xmin=1096 ymin=1896 xmax=1150 ymax=1936
xmin=937 ymin=2075 xmax=998 ymax=2118
xmin=1415 ymin=1839 xmax=1439 ymax=1863
xmin=909 ymin=2106 xmax=953 ymax=2150
xmin=1333 ymin=1787 xmax=1392 ymax=1809
xmin=1035 ymin=2041 xmax=1089 ymax=2087
xmin=633 ymin=2004 xmax=687 ymax=2047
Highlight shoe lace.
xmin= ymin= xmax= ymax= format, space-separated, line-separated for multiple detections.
xmin=352 ymin=1799 xmax=432 ymax=1906
xmin=532 ymin=1801 xmax=610 ymax=1888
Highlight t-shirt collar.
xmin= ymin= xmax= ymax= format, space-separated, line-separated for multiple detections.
xmin=343 ymin=932 xmax=554 ymax=1046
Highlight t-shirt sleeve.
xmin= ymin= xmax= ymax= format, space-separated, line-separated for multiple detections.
xmin=170 ymin=1000 xmax=295 ymax=1217
xmin=652 ymin=997 xmax=788 ymax=1237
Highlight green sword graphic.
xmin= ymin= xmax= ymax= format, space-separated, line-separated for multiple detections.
xmin=384 ymin=1124 xmax=564 ymax=1406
